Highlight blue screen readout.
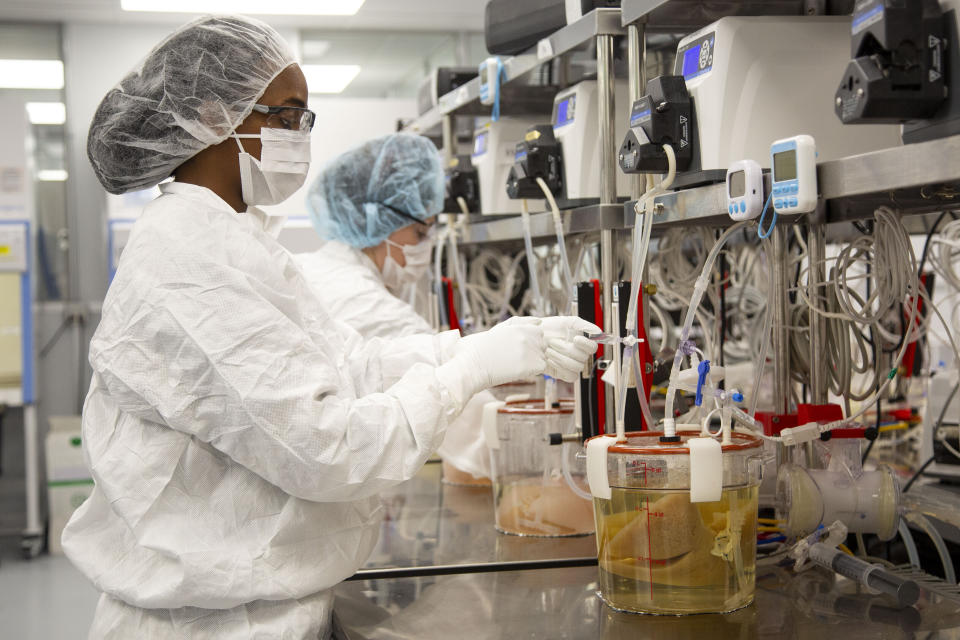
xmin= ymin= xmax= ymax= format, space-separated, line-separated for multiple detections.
xmin=679 ymin=35 xmax=714 ymax=80
xmin=472 ymin=132 xmax=488 ymax=157
xmin=682 ymin=46 xmax=701 ymax=77
xmin=554 ymin=96 xmax=575 ymax=128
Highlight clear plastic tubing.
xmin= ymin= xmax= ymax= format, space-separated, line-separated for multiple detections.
xmin=520 ymin=200 xmax=544 ymax=315
xmin=808 ymin=542 xmax=920 ymax=606
xmin=537 ymin=176 xmax=574 ymax=314
xmin=445 ymin=215 xmax=474 ymax=329
xmin=617 ymin=148 xmax=677 ymax=440
xmin=748 ymin=235 xmax=774 ymax=418
xmin=663 ymin=220 xmax=750 ymax=436
xmin=434 ymin=225 xmax=446 ymax=290
xmin=561 ymin=441 xmax=593 ymax=501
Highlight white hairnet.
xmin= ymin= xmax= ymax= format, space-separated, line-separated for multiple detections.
xmin=87 ymin=14 xmax=296 ymax=195
xmin=306 ymin=133 xmax=444 ymax=249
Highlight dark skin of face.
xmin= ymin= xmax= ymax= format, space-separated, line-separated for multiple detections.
xmin=173 ymin=64 xmax=309 ymax=213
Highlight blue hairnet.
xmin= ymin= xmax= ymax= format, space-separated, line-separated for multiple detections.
xmin=87 ymin=15 xmax=296 ymax=195
xmin=307 ymin=133 xmax=443 ymax=248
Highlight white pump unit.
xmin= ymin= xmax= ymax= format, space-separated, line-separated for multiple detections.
xmin=471 ymin=117 xmax=541 ymax=214
xmin=550 ymin=79 xmax=632 ymax=201
xmin=676 ymin=16 xmax=901 ymax=183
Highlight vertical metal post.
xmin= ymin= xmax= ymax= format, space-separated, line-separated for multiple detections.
xmin=807 ymin=224 xmax=828 ymax=404
xmin=23 ymin=404 xmax=43 ymax=554
xmin=626 ymin=23 xmax=646 ymax=202
xmin=771 ymin=225 xmax=793 ymax=414
xmin=597 ymin=33 xmax=617 ymax=428
xmin=626 ymin=22 xmax=653 ymax=346
xmin=441 ymin=115 xmax=455 ymax=164
xmin=597 ymin=35 xmax=617 ymax=204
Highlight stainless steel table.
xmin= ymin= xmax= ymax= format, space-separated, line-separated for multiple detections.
xmin=336 ymin=564 xmax=960 ymax=639
xmin=337 ymin=465 xmax=960 ymax=639
xmin=359 ymin=462 xmax=596 ymax=573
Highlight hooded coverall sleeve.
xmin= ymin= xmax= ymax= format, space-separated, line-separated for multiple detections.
xmin=91 ymin=252 xmax=461 ymax=504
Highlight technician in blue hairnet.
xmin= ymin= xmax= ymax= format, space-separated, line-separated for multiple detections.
xmin=61 ymin=14 xmax=600 ymax=640
xmin=298 ymin=133 xmax=496 ymax=484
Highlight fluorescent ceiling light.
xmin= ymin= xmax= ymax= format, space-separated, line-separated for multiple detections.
xmin=0 ymin=60 xmax=64 ymax=90
xmin=302 ymin=65 xmax=361 ymax=94
xmin=26 ymin=102 xmax=66 ymax=125
xmin=121 ymin=0 xmax=365 ymax=15
xmin=37 ymin=170 xmax=68 ymax=182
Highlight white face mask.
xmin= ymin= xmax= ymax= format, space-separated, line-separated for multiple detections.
xmin=233 ymin=127 xmax=311 ymax=207
xmin=381 ymin=237 xmax=434 ymax=292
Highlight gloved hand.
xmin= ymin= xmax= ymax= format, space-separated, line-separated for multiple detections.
xmin=539 ymin=316 xmax=601 ymax=382
xmin=438 ymin=319 xmax=546 ymax=408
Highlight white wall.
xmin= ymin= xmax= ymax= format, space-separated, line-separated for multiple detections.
xmin=63 ymin=22 xmax=185 ymax=303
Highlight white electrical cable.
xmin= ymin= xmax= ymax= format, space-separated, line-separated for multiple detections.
xmin=747 ymin=236 xmax=774 ymax=417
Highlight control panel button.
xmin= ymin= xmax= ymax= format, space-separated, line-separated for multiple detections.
xmin=774 ymin=199 xmax=784 ymax=209
xmin=739 ymin=201 xmax=746 ymax=213
xmin=789 ymin=197 xmax=798 ymax=207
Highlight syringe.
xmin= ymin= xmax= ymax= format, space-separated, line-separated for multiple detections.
xmin=808 ymin=542 xmax=920 ymax=606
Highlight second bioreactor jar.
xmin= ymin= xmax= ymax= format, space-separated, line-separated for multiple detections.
xmin=487 ymin=401 xmax=594 ymax=537
xmin=588 ymin=430 xmax=764 ymax=615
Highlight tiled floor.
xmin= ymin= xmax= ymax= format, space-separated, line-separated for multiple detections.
xmin=0 ymin=409 xmax=98 ymax=638
xmin=0 ymin=543 xmax=99 ymax=639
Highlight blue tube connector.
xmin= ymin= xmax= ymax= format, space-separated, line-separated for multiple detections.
xmin=695 ymin=360 xmax=711 ymax=407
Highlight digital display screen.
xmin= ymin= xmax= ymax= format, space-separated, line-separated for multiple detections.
xmin=472 ymin=132 xmax=488 ymax=157
xmin=728 ymin=170 xmax=745 ymax=198
xmin=682 ymin=46 xmax=702 ymax=77
xmin=554 ymin=96 xmax=576 ymax=128
xmin=677 ymin=34 xmax=714 ymax=80
xmin=773 ymin=150 xmax=797 ymax=181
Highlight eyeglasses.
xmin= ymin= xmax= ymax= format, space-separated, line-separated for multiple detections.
xmin=252 ymin=104 xmax=316 ymax=132
xmin=378 ymin=202 xmax=436 ymax=240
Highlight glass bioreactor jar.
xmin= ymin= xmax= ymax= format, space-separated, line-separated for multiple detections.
xmin=487 ymin=401 xmax=594 ymax=537
xmin=587 ymin=430 xmax=764 ymax=615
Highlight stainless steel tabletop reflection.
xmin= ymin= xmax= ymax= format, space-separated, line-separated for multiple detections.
xmin=335 ymin=564 xmax=960 ymax=639
xmin=343 ymin=464 xmax=960 ymax=638
xmin=362 ymin=462 xmax=597 ymax=571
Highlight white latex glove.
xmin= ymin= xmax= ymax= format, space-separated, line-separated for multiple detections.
xmin=438 ymin=319 xmax=546 ymax=408
xmin=539 ymin=316 xmax=601 ymax=382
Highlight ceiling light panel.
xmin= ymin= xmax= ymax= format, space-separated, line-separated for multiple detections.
xmin=121 ymin=0 xmax=366 ymax=15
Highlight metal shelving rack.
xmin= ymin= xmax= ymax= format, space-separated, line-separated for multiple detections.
xmin=408 ymin=2 xmax=960 ymax=422
xmin=404 ymin=8 xmax=631 ymax=424
xmin=403 ymin=9 xmax=625 ymax=137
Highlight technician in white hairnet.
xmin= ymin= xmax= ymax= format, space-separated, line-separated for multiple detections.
xmin=61 ymin=14 xmax=599 ymax=640
xmin=296 ymin=133 xmax=496 ymax=485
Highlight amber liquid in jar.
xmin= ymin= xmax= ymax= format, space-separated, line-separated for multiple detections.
xmin=594 ymin=485 xmax=759 ymax=614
